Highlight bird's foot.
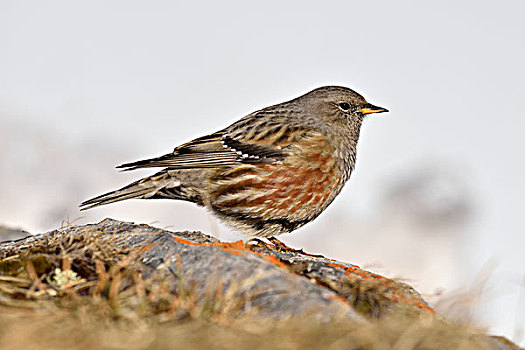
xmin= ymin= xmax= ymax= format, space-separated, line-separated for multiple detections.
xmin=245 ymin=238 xmax=273 ymax=250
xmin=267 ymin=237 xmax=325 ymax=258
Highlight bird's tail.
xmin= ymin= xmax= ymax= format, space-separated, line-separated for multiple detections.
xmin=79 ymin=171 xmax=183 ymax=210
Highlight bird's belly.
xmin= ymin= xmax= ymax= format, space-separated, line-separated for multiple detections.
xmin=208 ymin=150 xmax=343 ymax=236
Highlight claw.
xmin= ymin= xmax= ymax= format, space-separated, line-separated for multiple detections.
xmin=245 ymin=238 xmax=271 ymax=249
xmin=267 ymin=237 xmax=325 ymax=258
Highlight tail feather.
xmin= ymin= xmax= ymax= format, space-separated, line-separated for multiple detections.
xmin=79 ymin=171 xmax=183 ymax=210
xmin=80 ymin=186 xmax=155 ymax=210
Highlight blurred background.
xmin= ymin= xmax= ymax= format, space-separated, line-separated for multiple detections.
xmin=1 ymin=0 xmax=524 ymax=344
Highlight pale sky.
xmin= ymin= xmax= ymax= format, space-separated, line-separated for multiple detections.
xmin=1 ymin=0 xmax=524 ymax=344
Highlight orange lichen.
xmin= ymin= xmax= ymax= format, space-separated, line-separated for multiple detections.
xmin=327 ymin=295 xmax=348 ymax=304
xmin=210 ymin=240 xmax=249 ymax=257
xmin=171 ymin=237 xmax=289 ymax=269
xmin=328 ymin=262 xmax=359 ymax=277
xmin=396 ymin=296 xmax=435 ymax=314
xmin=416 ymin=302 xmax=435 ymax=313
xmin=210 ymin=240 xmax=246 ymax=250
xmin=210 ymin=240 xmax=288 ymax=268
xmin=251 ymin=251 xmax=288 ymax=268
xmin=173 ymin=236 xmax=203 ymax=246
xmin=138 ymin=242 xmax=161 ymax=252
xmin=326 ymin=262 xmax=435 ymax=315
xmin=168 ymin=234 xmax=434 ymax=315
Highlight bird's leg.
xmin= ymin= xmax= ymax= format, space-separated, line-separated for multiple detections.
xmin=267 ymin=237 xmax=324 ymax=258
xmin=267 ymin=236 xmax=293 ymax=251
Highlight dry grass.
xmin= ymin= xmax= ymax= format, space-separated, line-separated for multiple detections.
xmin=0 ymin=226 xmax=519 ymax=350
xmin=0 ymin=304 xmax=503 ymax=350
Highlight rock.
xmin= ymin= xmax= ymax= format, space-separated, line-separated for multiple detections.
xmin=0 ymin=219 xmax=430 ymax=321
xmin=0 ymin=219 xmax=521 ymax=350
xmin=0 ymin=225 xmax=30 ymax=242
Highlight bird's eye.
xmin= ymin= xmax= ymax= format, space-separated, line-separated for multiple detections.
xmin=339 ymin=102 xmax=350 ymax=111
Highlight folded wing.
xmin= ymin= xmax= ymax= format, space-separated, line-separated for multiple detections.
xmin=116 ymin=122 xmax=293 ymax=171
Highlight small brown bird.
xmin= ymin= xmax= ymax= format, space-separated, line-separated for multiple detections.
xmin=80 ymin=86 xmax=387 ymax=239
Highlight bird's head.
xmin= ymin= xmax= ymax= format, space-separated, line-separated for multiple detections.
xmin=302 ymin=86 xmax=388 ymax=132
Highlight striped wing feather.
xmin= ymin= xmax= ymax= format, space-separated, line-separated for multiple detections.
xmin=116 ymin=122 xmax=298 ymax=171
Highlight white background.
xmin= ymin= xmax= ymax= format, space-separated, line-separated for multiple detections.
xmin=1 ymin=0 xmax=524 ymax=344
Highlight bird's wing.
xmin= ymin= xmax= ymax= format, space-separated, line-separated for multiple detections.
xmin=116 ymin=117 xmax=310 ymax=171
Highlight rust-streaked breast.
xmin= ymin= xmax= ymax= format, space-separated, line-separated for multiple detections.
xmin=209 ymin=133 xmax=344 ymax=236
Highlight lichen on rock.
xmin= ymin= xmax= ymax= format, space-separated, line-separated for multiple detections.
xmin=0 ymin=219 xmax=521 ymax=350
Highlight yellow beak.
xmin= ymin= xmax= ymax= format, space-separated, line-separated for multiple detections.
xmin=359 ymin=103 xmax=389 ymax=115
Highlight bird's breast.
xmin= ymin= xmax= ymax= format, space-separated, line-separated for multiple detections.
xmin=208 ymin=134 xmax=345 ymax=229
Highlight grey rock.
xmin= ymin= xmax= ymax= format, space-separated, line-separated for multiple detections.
xmin=0 ymin=225 xmax=30 ymax=242
xmin=0 ymin=219 xmax=521 ymax=349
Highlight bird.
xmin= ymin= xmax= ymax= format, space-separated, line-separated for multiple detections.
xmin=80 ymin=86 xmax=388 ymax=243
